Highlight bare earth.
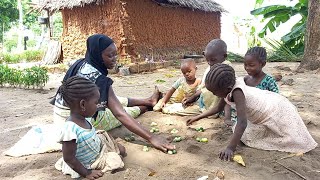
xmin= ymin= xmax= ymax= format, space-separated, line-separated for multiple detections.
xmin=0 ymin=62 xmax=319 ymax=180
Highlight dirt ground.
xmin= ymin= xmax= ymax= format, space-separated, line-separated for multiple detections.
xmin=0 ymin=62 xmax=319 ymax=180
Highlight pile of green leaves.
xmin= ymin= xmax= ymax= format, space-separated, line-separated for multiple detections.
xmin=0 ymin=65 xmax=49 ymax=89
xmin=0 ymin=50 xmax=44 ymax=64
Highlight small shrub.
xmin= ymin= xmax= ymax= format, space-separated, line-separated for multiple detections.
xmin=22 ymin=50 xmax=44 ymax=62
xmin=4 ymin=37 xmax=18 ymax=52
xmin=2 ymin=53 xmax=21 ymax=64
xmin=0 ymin=64 xmax=49 ymax=89
xmin=0 ymin=50 xmax=44 ymax=64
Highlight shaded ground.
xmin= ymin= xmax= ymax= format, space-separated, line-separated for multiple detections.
xmin=0 ymin=62 xmax=319 ymax=180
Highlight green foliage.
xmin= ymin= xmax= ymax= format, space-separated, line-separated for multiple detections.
xmin=27 ymin=39 xmax=37 ymax=47
xmin=0 ymin=64 xmax=49 ymax=88
xmin=264 ymin=38 xmax=301 ymax=62
xmin=155 ymin=79 xmax=166 ymax=83
xmin=53 ymin=13 xmax=63 ymax=38
xmin=22 ymin=0 xmax=38 ymax=28
xmin=22 ymin=50 xmax=44 ymax=61
xmin=0 ymin=0 xmax=40 ymax=42
xmin=251 ymin=0 xmax=308 ymax=55
xmin=0 ymin=0 xmax=19 ymax=42
xmin=236 ymin=18 xmax=262 ymax=48
xmin=227 ymin=52 xmax=244 ymax=62
xmin=4 ymin=32 xmax=39 ymax=52
xmin=4 ymin=34 xmax=18 ymax=52
xmin=1 ymin=53 xmax=21 ymax=64
xmin=23 ymin=66 xmax=49 ymax=88
xmin=0 ymin=50 xmax=44 ymax=64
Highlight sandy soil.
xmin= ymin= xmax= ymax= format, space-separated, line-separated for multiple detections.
xmin=0 ymin=62 xmax=319 ymax=180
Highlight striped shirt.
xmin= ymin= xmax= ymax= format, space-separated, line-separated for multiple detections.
xmin=58 ymin=120 xmax=101 ymax=168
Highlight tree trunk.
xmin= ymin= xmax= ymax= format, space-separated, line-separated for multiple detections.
xmin=298 ymin=0 xmax=320 ymax=71
xmin=17 ymin=0 xmax=23 ymax=52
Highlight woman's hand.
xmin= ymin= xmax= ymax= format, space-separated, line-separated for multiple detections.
xmin=219 ymin=147 xmax=234 ymax=161
xmin=149 ymin=135 xmax=175 ymax=152
xmin=85 ymin=170 xmax=104 ymax=179
xmin=186 ymin=117 xmax=199 ymax=126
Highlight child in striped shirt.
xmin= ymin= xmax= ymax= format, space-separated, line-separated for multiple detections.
xmin=55 ymin=76 xmax=124 ymax=179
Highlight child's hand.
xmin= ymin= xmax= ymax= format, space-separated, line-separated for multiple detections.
xmin=86 ymin=170 xmax=104 ymax=179
xmin=149 ymin=135 xmax=175 ymax=152
xmin=182 ymin=97 xmax=193 ymax=107
xmin=219 ymin=148 xmax=234 ymax=161
xmin=160 ymin=102 xmax=166 ymax=109
xmin=186 ymin=117 xmax=198 ymax=126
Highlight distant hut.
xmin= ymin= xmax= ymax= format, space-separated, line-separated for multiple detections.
xmin=41 ymin=0 xmax=225 ymax=63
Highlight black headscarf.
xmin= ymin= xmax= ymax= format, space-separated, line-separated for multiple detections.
xmin=63 ymin=34 xmax=114 ymax=81
xmin=50 ymin=34 xmax=115 ymax=106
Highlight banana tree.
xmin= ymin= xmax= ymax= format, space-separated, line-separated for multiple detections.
xmin=251 ymin=0 xmax=308 ymax=55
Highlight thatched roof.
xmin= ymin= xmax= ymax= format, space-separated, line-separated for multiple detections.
xmin=155 ymin=0 xmax=226 ymax=13
xmin=40 ymin=0 xmax=225 ymax=13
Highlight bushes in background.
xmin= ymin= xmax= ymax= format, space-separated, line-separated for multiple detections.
xmin=0 ymin=65 xmax=49 ymax=89
xmin=0 ymin=50 xmax=44 ymax=64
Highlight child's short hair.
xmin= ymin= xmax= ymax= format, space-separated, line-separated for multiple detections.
xmin=205 ymin=39 xmax=227 ymax=54
xmin=181 ymin=58 xmax=196 ymax=68
xmin=58 ymin=76 xmax=98 ymax=107
xmin=205 ymin=63 xmax=235 ymax=91
xmin=245 ymin=46 xmax=267 ymax=62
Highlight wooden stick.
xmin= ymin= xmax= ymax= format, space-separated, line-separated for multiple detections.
xmin=307 ymin=170 xmax=320 ymax=173
xmin=276 ymin=161 xmax=307 ymax=180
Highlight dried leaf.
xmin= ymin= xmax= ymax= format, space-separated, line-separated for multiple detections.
xmin=215 ymin=169 xmax=225 ymax=180
xmin=164 ymin=73 xmax=174 ymax=78
xmin=148 ymin=170 xmax=156 ymax=176
xmin=233 ymin=154 xmax=245 ymax=167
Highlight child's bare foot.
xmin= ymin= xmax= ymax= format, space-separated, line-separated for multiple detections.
xmin=149 ymin=86 xmax=161 ymax=107
xmin=224 ymin=119 xmax=233 ymax=127
xmin=118 ymin=143 xmax=127 ymax=157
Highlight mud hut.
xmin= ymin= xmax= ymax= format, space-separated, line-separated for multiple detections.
xmin=41 ymin=0 xmax=225 ymax=63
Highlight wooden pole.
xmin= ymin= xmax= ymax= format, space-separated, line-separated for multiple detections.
xmin=47 ymin=10 xmax=52 ymax=38
xmin=17 ymin=0 xmax=23 ymax=51
xmin=2 ymin=23 xmax=4 ymax=53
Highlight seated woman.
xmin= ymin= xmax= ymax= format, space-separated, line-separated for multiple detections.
xmin=52 ymin=34 xmax=174 ymax=152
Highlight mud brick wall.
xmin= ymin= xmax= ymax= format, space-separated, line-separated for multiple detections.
xmin=59 ymin=0 xmax=221 ymax=63
xmin=122 ymin=0 xmax=221 ymax=62
xmin=60 ymin=0 xmax=123 ymax=61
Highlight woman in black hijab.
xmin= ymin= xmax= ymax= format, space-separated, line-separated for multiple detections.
xmin=53 ymin=34 xmax=174 ymax=152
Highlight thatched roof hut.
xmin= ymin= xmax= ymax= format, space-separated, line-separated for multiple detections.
xmin=40 ymin=0 xmax=225 ymax=63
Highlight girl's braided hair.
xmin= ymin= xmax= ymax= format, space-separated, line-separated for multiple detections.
xmin=245 ymin=46 xmax=267 ymax=62
xmin=205 ymin=63 xmax=236 ymax=92
xmin=58 ymin=76 xmax=98 ymax=107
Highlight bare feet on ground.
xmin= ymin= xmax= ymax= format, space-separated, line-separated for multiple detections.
xmin=224 ymin=119 xmax=234 ymax=127
xmin=149 ymin=86 xmax=161 ymax=107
